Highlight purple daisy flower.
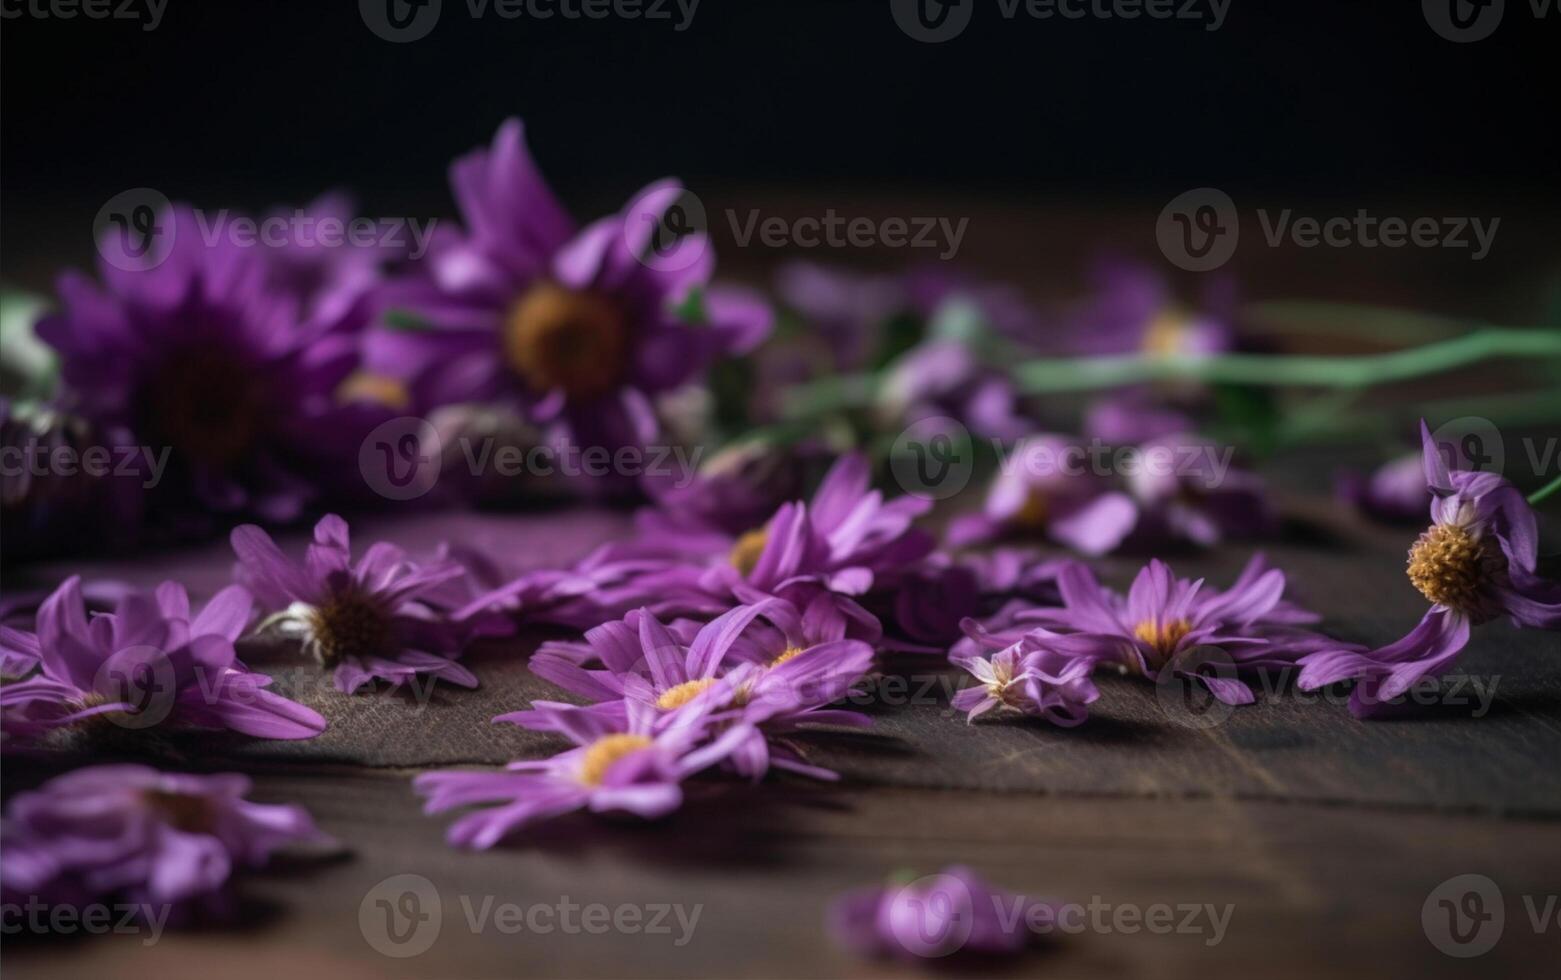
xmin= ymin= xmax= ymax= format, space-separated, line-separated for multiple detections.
xmin=368 ymin=118 xmax=771 ymax=458
xmin=35 ymin=205 xmax=384 ymax=523
xmin=1337 ymin=452 xmax=1433 ymax=524
xmin=413 ymin=696 xmax=752 ymax=848
xmin=0 ymin=576 xmax=324 ymax=743
xmin=951 ymin=629 xmax=1099 ymax=726
xmin=0 ymin=764 xmax=328 ymax=914
xmin=233 ymin=514 xmax=479 ymax=694
xmin=1017 ymin=555 xmax=1348 ymax=706
xmin=948 ymin=435 xmax=1139 ymax=557
xmin=521 ymin=598 xmax=875 ymax=781
xmin=1299 ymin=422 xmax=1561 ymax=718
xmin=829 ymin=865 xmax=1059 ymax=961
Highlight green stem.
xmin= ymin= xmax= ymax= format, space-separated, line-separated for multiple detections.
xmin=1013 ymin=328 xmax=1561 ymax=393
xmin=1529 ymin=473 xmax=1561 ymax=506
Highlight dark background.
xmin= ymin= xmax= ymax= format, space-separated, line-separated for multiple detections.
xmin=2 ymin=0 xmax=1557 ymax=304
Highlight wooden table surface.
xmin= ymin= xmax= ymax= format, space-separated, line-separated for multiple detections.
xmin=5 ymin=481 xmax=1560 ymax=979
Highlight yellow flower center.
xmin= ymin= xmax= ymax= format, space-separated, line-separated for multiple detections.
xmin=1132 ymin=618 xmax=1192 ymax=662
xmin=769 ymin=647 xmax=806 ymax=668
xmin=1013 ymin=490 xmax=1049 ymax=530
xmin=1141 ymin=310 xmax=1191 ymax=357
xmin=1407 ymin=523 xmax=1487 ymax=611
xmin=337 ymin=371 xmax=411 ymax=410
xmin=577 ymin=733 xmax=653 ymax=785
xmin=308 ymin=593 xmax=390 ymax=665
xmin=656 ymin=678 xmax=717 ymax=711
xmin=729 ymin=527 xmax=769 ymax=577
xmin=503 ymin=282 xmax=627 ymax=399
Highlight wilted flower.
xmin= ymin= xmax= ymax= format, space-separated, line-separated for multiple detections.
xmin=1299 ymin=423 xmax=1560 ymax=717
xmin=951 ymin=628 xmax=1099 ymax=726
xmin=829 ymin=865 xmax=1059 ymax=961
xmin=0 ymin=576 xmax=324 ymax=742
xmin=234 ymin=514 xmax=480 ymax=693
xmin=0 ymin=764 xmax=328 ymax=915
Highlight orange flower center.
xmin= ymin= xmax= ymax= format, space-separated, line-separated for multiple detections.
xmin=729 ymin=527 xmax=769 ymax=577
xmin=503 ymin=282 xmax=627 ymax=399
xmin=656 ymin=678 xmax=717 ymax=711
xmin=1407 ymin=523 xmax=1487 ymax=611
xmin=1132 ymin=617 xmax=1192 ymax=665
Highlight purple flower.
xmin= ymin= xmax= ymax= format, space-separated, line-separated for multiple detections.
xmin=948 ymin=435 xmax=1139 ymax=556
xmin=1337 ymin=452 xmax=1432 ymax=524
xmin=773 ymin=261 xmax=910 ymax=370
xmin=1299 ymin=422 xmax=1560 ymax=718
xmin=1017 ymin=555 xmax=1348 ymax=706
xmin=233 ymin=514 xmax=479 ymax=694
xmin=0 ymin=577 xmax=324 ymax=742
xmin=414 ymin=697 xmax=752 ymax=848
xmin=35 ymin=206 xmax=384 ymax=523
xmin=0 ymin=764 xmax=328 ymax=913
xmin=951 ymin=630 xmax=1099 ymax=726
xmin=1064 ymin=258 xmax=1233 ymax=358
xmin=1083 ymin=392 xmax=1197 ymax=445
xmin=522 ymin=599 xmax=875 ymax=781
xmin=829 ymin=865 xmax=1058 ymax=961
xmin=258 ymin=192 xmax=400 ymax=324
xmin=1124 ymin=433 xmax=1276 ymax=548
xmin=368 ymin=118 xmax=770 ymax=459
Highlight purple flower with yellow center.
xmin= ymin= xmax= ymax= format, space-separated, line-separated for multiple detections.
xmin=414 ymin=697 xmax=752 ymax=849
xmin=1124 ymin=433 xmax=1276 ymax=548
xmin=829 ymin=865 xmax=1059 ymax=961
xmin=1017 ymin=555 xmax=1347 ymax=706
xmin=0 ymin=576 xmax=324 ymax=743
xmin=1065 ymin=258 xmax=1233 ymax=359
xmin=1337 ymin=452 xmax=1433 ymax=524
xmin=368 ymin=118 xmax=771 ymax=455
xmin=0 ymin=764 xmax=328 ymax=913
xmin=951 ymin=628 xmax=1099 ymax=726
xmin=520 ymin=599 xmax=875 ymax=781
xmin=1299 ymin=422 xmax=1561 ymax=718
xmin=948 ymin=435 xmax=1139 ymax=557
xmin=35 ymin=206 xmax=383 ymax=523
xmin=233 ymin=514 xmax=479 ymax=694
xmin=599 ymin=453 xmax=931 ymax=636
